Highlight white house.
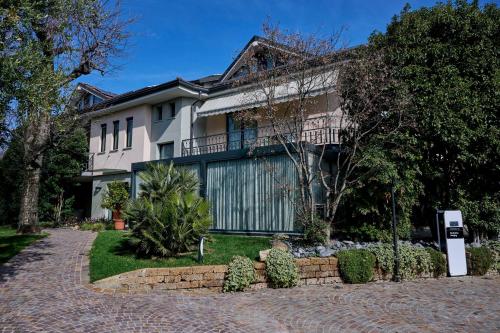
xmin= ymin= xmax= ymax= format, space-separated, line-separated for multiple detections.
xmin=78 ymin=36 xmax=343 ymax=232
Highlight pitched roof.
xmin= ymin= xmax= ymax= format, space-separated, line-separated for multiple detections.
xmin=87 ymin=78 xmax=208 ymax=111
xmin=77 ymin=83 xmax=116 ymax=99
xmin=82 ymin=36 xmax=359 ymax=114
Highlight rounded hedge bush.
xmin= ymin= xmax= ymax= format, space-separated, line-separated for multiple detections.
xmin=223 ymin=256 xmax=256 ymax=292
xmin=467 ymin=247 xmax=494 ymax=276
xmin=425 ymin=248 xmax=447 ymax=278
xmin=337 ymin=249 xmax=376 ymax=284
xmin=265 ymin=248 xmax=299 ymax=288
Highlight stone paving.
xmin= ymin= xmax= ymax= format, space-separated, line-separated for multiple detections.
xmin=0 ymin=229 xmax=499 ymax=333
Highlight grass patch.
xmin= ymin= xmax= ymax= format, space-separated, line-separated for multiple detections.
xmin=89 ymin=230 xmax=270 ymax=282
xmin=0 ymin=226 xmax=47 ymax=264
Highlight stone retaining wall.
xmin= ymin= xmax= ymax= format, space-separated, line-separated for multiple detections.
xmin=92 ymin=256 xmax=436 ymax=293
xmin=92 ymin=265 xmax=228 ymax=293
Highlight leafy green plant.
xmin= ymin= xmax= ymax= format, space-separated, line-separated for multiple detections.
xmin=467 ymin=247 xmax=494 ymax=276
xmin=80 ymin=217 xmax=113 ymax=230
xmin=265 ymin=248 xmax=299 ymax=288
xmin=426 ymin=248 xmax=447 ymax=278
xmin=101 ymin=181 xmax=130 ymax=212
xmin=483 ymin=240 xmax=500 ymax=273
xmin=124 ymin=163 xmax=212 ymax=257
xmin=80 ymin=222 xmax=105 ymax=232
xmin=336 ymin=249 xmax=375 ymax=284
xmin=137 ymin=163 xmax=198 ymax=201
xmin=303 ymin=217 xmax=328 ymax=245
xmin=368 ymin=243 xmax=433 ymax=280
xmin=223 ymin=256 xmax=256 ymax=292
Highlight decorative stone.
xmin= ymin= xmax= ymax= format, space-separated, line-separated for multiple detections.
xmin=319 ymin=249 xmax=334 ymax=257
xmin=271 ymin=239 xmax=290 ymax=251
xmin=259 ymin=249 xmax=271 ymax=262
xmin=315 ymin=245 xmax=326 ymax=252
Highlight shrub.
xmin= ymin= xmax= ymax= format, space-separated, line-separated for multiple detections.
xmin=223 ymin=256 xmax=256 ymax=292
xmin=303 ymin=217 xmax=329 ymax=245
xmin=265 ymin=248 xmax=299 ymax=288
xmin=467 ymin=247 xmax=494 ymax=276
xmin=483 ymin=240 xmax=500 ymax=273
xmin=368 ymin=243 xmax=433 ymax=280
xmin=101 ymin=181 xmax=129 ymax=212
xmin=124 ymin=163 xmax=212 ymax=257
xmin=426 ymin=248 xmax=447 ymax=278
xmin=80 ymin=217 xmax=113 ymax=230
xmin=336 ymin=249 xmax=375 ymax=284
xmin=38 ymin=221 xmax=55 ymax=228
xmin=80 ymin=222 xmax=105 ymax=232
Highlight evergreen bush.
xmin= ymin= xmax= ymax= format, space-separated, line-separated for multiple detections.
xmin=467 ymin=247 xmax=494 ymax=276
xmin=336 ymin=249 xmax=375 ymax=284
xmin=265 ymin=248 xmax=299 ymax=288
xmin=223 ymin=256 xmax=256 ymax=292
xmin=426 ymin=248 xmax=447 ymax=278
xmin=368 ymin=243 xmax=433 ymax=280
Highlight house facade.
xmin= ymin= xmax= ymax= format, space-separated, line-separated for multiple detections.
xmin=79 ymin=36 xmax=342 ymax=233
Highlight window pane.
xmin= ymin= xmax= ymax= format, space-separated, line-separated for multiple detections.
xmin=227 ymin=114 xmax=242 ymax=150
xmin=100 ymin=124 xmax=107 ymax=152
xmin=113 ymin=121 xmax=119 ymax=150
xmin=126 ymin=117 xmax=133 ymax=147
xmin=169 ymin=102 xmax=176 ymax=118
xmin=156 ymin=105 xmax=163 ymax=121
xmin=159 ymin=143 xmax=174 ymax=159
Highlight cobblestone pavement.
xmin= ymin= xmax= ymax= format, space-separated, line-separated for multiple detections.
xmin=0 ymin=229 xmax=499 ymax=333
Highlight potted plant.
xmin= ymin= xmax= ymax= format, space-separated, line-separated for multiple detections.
xmin=101 ymin=181 xmax=130 ymax=230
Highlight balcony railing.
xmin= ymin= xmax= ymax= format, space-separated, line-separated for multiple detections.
xmin=182 ymin=116 xmax=341 ymax=157
xmin=84 ymin=153 xmax=94 ymax=172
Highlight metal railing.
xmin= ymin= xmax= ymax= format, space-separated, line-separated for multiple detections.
xmin=84 ymin=153 xmax=94 ymax=172
xmin=182 ymin=116 xmax=341 ymax=157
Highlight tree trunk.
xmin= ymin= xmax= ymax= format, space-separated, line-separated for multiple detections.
xmin=17 ymin=113 xmax=50 ymax=234
xmin=18 ymin=166 xmax=42 ymax=233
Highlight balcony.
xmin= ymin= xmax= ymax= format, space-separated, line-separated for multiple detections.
xmin=182 ymin=116 xmax=341 ymax=157
xmin=81 ymin=153 xmax=94 ymax=175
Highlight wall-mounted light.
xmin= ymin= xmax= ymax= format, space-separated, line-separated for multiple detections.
xmin=94 ymin=186 xmax=102 ymax=195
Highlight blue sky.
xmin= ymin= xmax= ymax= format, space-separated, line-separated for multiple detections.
xmin=79 ymin=0 xmax=494 ymax=95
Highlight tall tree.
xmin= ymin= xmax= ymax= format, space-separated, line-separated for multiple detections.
xmin=0 ymin=127 xmax=88 ymax=226
xmin=235 ymin=24 xmax=410 ymax=240
xmin=371 ymin=0 xmax=499 ymax=240
xmin=1 ymin=0 xmax=130 ymax=233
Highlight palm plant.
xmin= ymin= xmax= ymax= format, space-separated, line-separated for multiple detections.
xmin=138 ymin=163 xmax=198 ymax=201
xmin=124 ymin=162 xmax=212 ymax=257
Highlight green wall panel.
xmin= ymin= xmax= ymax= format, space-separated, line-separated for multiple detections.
xmin=206 ymin=155 xmax=298 ymax=232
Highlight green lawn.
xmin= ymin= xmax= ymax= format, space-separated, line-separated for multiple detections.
xmin=0 ymin=226 xmax=47 ymax=264
xmin=89 ymin=230 xmax=270 ymax=282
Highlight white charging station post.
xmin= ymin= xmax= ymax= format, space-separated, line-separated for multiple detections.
xmin=435 ymin=210 xmax=467 ymax=276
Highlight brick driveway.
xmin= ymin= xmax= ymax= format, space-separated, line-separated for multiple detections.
xmin=0 ymin=229 xmax=498 ymax=332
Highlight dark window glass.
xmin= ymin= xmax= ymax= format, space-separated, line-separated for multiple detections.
xmin=100 ymin=124 xmax=107 ymax=152
xmin=159 ymin=142 xmax=174 ymax=159
xmin=126 ymin=117 xmax=133 ymax=148
xmin=156 ymin=105 xmax=163 ymax=121
xmin=112 ymin=120 xmax=119 ymax=150
xmin=169 ymin=102 xmax=176 ymax=118
xmin=227 ymin=114 xmax=241 ymax=150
